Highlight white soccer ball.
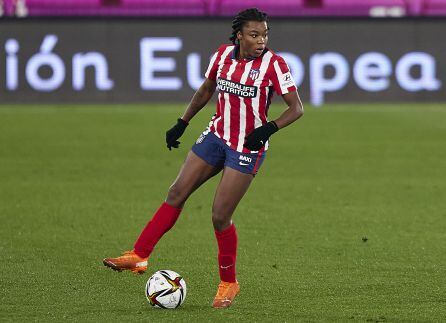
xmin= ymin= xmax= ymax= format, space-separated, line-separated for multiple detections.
xmin=145 ymin=270 xmax=187 ymax=309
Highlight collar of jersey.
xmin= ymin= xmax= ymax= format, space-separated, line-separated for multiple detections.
xmin=231 ymin=44 xmax=268 ymax=61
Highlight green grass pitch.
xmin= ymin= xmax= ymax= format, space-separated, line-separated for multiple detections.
xmin=1 ymin=103 xmax=445 ymax=321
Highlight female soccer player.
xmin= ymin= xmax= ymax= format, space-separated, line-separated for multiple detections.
xmin=103 ymin=8 xmax=303 ymax=308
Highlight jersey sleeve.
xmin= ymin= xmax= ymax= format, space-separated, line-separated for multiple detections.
xmin=204 ymin=49 xmax=220 ymax=81
xmin=269 ymin=56 xmax=297 ymax=95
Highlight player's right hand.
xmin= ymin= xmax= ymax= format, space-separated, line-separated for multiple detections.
xmin=166 ymin=118 xmax=189 ymax=150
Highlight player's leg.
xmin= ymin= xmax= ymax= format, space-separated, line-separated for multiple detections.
xmin=133 ymin=151 xmax=221 ymax=256
xmin=103 ymin=150 xmax=222 ymax=273
xmin=165 ymin=150 xmax=222 ymax=208
xmin=212 ymin=167 xmax=254 ymax=231
xmin=211 ymin=146 xmax=266 ymax=307
xmin=211 ymin=167 xmax=254 ymax=308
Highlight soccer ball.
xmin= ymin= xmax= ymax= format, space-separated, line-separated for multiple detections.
xmin=145 ymin=270 xmax=187 ymax=309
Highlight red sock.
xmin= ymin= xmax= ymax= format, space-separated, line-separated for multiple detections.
xmin=215 ymin=224 xmax=237 ymax=283
xmin=133 ymin=202 xmax=182 ymax=258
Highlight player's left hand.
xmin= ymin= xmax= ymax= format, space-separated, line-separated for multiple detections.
xmin=244 ymin=121 xmax=279 ymax=151
xmin=166 ymin=118 xmax=188 ymax=150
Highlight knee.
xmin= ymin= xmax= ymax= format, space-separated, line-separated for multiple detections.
xmin=212 ymin=206 xmax=232 ymax=231
xmin=166 ymin=183 xmax=186 ymax=208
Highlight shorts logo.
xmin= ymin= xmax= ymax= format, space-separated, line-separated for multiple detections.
xmin=239 ymin=155 xmax=252 ymax=166
xmin=249 ymin=68 xmax=260 ymax=81
xmin=196 ymin=132 xmax=207 ymax=144
xmin=217 ymin=78 xmax=257 ymax=98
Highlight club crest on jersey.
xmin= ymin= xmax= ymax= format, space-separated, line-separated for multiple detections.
xmin=249 ymin=68 xmax=260 ymax=81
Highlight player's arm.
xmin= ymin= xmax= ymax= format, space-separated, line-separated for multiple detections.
xmin=181 ymin=78 xmax=217 ymax=123
xmin=244 ymin=56 xmax=304 ymax=151
xmin=244 ymin=91 xmax=303 ymax=150
xmin=272 ymin=90 xmax=304 ymax=129
xmin=166 ymin=46 xmax=219 ymax=150
xmin=165 ymin=78 xmax=216 ymax=150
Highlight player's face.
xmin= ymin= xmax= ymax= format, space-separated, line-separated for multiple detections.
xmin=237 ymin=21 xmax=269 ymax=59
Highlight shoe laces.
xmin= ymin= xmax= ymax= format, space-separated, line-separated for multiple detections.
xmin=122 ymin=250 xmax=147 ymax=261
xmin=215 ymin=281 xmax=233 ymax=299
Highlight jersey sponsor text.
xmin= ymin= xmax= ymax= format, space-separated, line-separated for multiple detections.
xmin=217 ymin=78 xmax=257 ymax=98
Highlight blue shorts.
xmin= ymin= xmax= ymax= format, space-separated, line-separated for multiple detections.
xmin=191 ymin=131 xmax=266 ymax=175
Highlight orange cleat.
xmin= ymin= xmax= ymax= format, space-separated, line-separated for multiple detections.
xmin=103 ymin=250 xmax=148 ymax=274
xmin=212 ymin=281 xmax=240 ymax=308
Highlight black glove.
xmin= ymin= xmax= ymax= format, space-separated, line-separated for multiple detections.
xmin=166 ymin=118 xmax=188 ymax=150
xmin=244 ymin=121 xmax=279 ymax=151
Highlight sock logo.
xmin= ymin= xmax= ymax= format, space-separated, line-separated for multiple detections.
xmin=220 ymin=264 xmax=234 ymax=270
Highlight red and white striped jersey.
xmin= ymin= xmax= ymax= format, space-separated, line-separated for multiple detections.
xmin=205 ymin=44 xmax=297 ymax=153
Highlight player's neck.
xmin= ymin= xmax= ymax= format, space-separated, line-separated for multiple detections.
xmin=237 ymin=45 xmax=255 ymax=61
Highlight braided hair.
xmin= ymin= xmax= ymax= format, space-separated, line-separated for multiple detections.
xmin=229 ymin=8 xmax=268 ymax=45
